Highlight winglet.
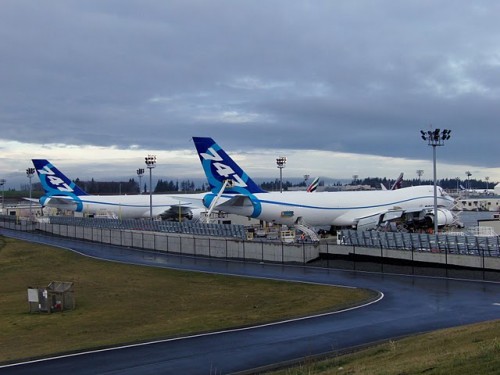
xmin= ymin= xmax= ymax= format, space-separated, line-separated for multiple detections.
xmin=192 ymin=137 xmax=266 ymax=195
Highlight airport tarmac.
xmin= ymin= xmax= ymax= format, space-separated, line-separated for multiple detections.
xmin=1 ymin=229 xmax=499 ymax=374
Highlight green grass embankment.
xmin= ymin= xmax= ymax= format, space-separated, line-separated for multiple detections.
xmin=0 ymin=236 xmax=376 ymax=363
xmin=267 ymin=319 xmax=500 ymax=375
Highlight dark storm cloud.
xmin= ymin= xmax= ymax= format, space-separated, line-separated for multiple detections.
xmin=1 ymin=1 xmax=500 ymax=168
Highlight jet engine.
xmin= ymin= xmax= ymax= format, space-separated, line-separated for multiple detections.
xmin=434 ymin=208 xmax=454 ymax=226
xmin=160 ymin=206 xmax=204 ymax=221
xmin=414 ymin=208 xmax=455 ymax=228
xmin=397 ymin=207 xmax=456 ymax=231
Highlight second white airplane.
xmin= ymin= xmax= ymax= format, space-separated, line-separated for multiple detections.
xmin=192 ymin=137 xmax=456 ymax=231
xmin=31 ymin=159 xmax=205 ymax=220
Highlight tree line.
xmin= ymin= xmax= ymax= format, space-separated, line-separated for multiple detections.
xmin=29 ymin=176 xmax=495 ymax=195
xmin=261 ymin=177 xmax=495 ymax=191
xmin=31 ymin=178 xmax=210 ymax=195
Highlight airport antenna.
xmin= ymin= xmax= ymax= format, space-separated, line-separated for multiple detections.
xmin=420 ymin=128 xmax=451 ymax=234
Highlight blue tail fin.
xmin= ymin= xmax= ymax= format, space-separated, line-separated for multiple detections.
xmin=193 ymin=137 xmax=266 ymax=194
xmin=32 ymin=159 xmax=88 ymax=197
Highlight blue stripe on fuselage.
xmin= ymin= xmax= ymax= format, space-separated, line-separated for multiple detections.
xmin=219 ymin=194 xmax=448 ymax=211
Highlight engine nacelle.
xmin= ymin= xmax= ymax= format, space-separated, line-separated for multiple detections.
xmin=405 ymin=208 xmax=455 ymax=230
xmin=160 ymin=206 xmax=205 ymax=221
xmin=435 ymin=208 xmax=454 ymax=226
xmin=202 ymin=193 xmax=217 ymax=209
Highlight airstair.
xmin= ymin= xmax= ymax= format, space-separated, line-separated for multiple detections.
xmin=450 ymin=197 xmax=465 ymax=228
xmin=204 ymin=179 xmax=233 ymax=223
xmin=294 ymin=223 xmax=320 ymax=242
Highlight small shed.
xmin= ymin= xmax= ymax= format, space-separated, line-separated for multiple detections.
xmin=28 ymin=281 xmax=75 ymax=313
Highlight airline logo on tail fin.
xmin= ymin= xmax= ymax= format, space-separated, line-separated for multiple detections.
xmin=193 ymin=137 xmax=266 ymax=195
xmin=32 ymin=159 xmax=87 ymax=211
xmin=306 ymin=177 xmax=320 ymax=192
xmin=390 ymin=173 xmax=404 ymax=190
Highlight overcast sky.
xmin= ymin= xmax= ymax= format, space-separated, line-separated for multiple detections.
xmin=1 ymin=1 xmax=500 ymax=189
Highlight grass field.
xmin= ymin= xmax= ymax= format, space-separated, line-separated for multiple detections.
xmin=0 ymin=236 xmax=377 ymax=363
xmin=268 ymin=320 xmax=500 ymax=375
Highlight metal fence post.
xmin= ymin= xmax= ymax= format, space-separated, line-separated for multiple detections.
xmin=281 ymin=242 xmax=284 ymax=264
xmin=303 ymin=242 xmax=305 ymax=265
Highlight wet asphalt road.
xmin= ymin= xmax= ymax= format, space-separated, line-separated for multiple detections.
xmin=1 ymin=229 xmax=499 ymax=374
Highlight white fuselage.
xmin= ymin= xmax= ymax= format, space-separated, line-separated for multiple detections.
xmin=213 ymin=185 xmax=455 ymax=227
xmin=43 ymin=193 xmax=207 ymax=219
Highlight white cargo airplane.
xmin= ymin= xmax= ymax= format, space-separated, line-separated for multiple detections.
xmin=192 ymin=137 xmax=456 ymax=231
xmin=459 ymin=183 xmax=500 ymax=196
xmin=30 ymin=159 xmax=205 ymax=220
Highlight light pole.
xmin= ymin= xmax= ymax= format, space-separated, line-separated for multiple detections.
xmin=276 ymin=156 xmax=287 ymax=193
xmin=26 ymin=168 xmax=35 ymax=218
xmin=136 ymin=168 xmax=144 ymax=194
xmin=352 ymin=174 xmax=358 ymax=186
xmin=416 ymin=169 xmax=424 ymax=184
xmin=0 ymin=179 xmax=5 ymax=213
xmin=420 ymin=128 xmax=451 ymax=234
xmin=145 ymin=155 xmax=156 ymax=220
xmin=465 ymin=171 xmax=472 ymax=191
xmin=485 ymin=176 xmax=489 ymax=190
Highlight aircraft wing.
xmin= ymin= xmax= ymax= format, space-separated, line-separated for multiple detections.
xmin=22 ymin=198 xmax=39 ymax=203
xmin=215 ymin=195 xmax=253 ymax=208
xmin=352 ymin=209 xmax=404 ymax=231
xmin=148 ymin=196 xmax=207 ymax=218
xmin=352 ymin=205 xmax=453 ymax=231
xmin=169 ymin=196 xmax=206 ymax=208
xmin=213 ymin=195 xmax=256 ymax=217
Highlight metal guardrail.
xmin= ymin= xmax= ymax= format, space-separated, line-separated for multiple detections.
xmin=46 ymin=216 xmax=247 ymax=239
xmin=339 ymin=229 xmax=500 ymax=257
xmin=0 ymin=215 xmax=319 ymax=265
xmin=0 ymin=215 xmax=247 ymax=240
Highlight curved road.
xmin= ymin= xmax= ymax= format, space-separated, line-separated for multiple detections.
xmin=1 ymin=229 xmax=499 ymax=374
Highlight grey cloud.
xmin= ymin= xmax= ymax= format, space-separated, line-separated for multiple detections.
xmin=1 ymin=0 xmax=500 ymax=170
